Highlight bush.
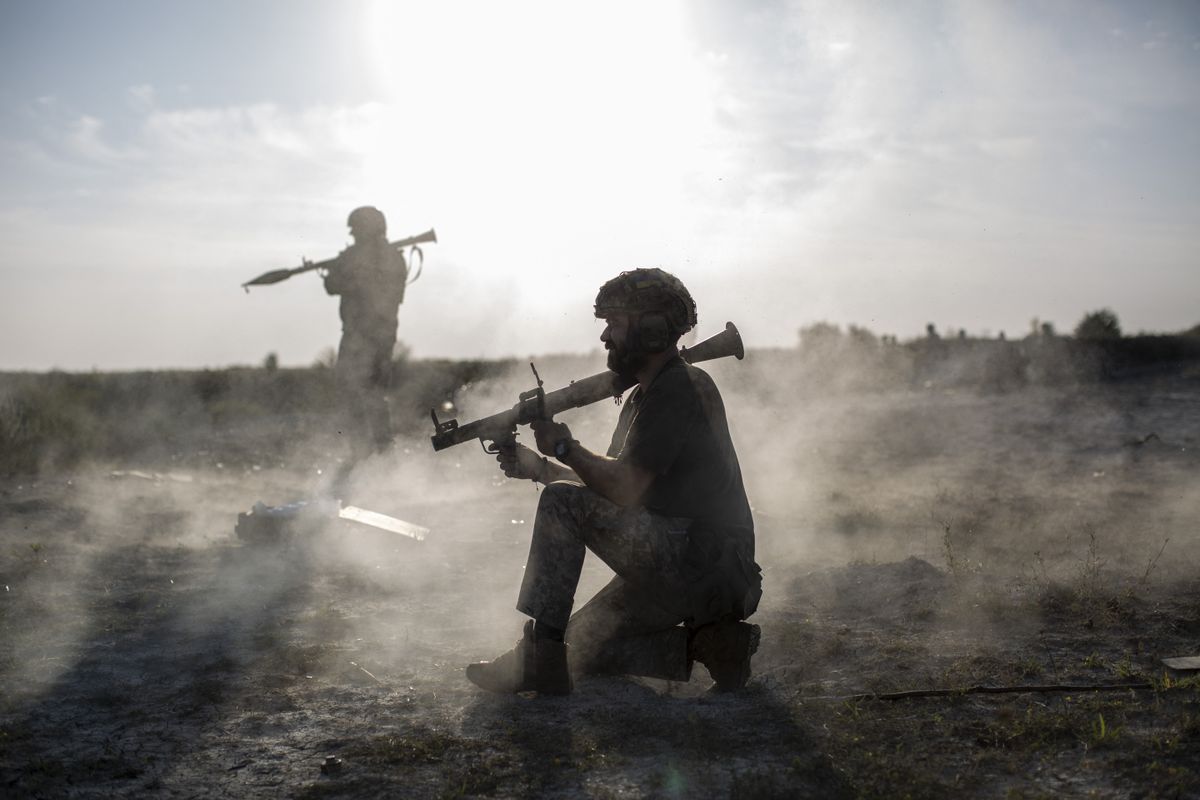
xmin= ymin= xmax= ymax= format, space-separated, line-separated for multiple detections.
xmin=0 ymin=382 xmax=102 ymax=476
xmin=1074 ymin=309 xmax=1121 ymax=340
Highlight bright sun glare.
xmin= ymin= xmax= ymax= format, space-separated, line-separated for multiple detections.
xmin=362 ymin=1 xmax=715 ymax=281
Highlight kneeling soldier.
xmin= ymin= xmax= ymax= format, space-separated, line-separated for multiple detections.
xmin=466 ymin=268 xmax=763 ymax=695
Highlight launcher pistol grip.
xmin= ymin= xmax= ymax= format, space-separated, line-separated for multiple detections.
xmin=484 ymin=428 xmax=518 ymax=455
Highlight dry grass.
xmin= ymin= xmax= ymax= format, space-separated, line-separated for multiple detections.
xmin=1 ymin=346 xmax=1199 ymax=797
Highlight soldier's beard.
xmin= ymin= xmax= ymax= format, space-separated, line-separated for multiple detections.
xmin=606 ymin=342 xmax=650 ymax=379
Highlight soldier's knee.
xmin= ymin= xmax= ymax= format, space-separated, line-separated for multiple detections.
xmin=538 ymin=480 xmax=584 ymax=507
xmin=534 ymin=480 xmax=592 ymax=527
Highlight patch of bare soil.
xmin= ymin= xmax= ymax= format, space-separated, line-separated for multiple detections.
xmin=2 ymin=379 xmax=1199 ymax=797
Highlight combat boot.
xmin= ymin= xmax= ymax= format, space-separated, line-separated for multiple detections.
xmin=465 ymin=620 xmax=573 ymax=696
xmin=689 ymin=620 xmax=761 ymax=693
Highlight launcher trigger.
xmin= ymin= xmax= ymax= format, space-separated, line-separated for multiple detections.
xmin=483 ymin=432 xmax=516 ymax=455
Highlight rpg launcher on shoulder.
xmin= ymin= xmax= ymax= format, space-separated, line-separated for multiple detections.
xmin=241 ymin=228 xmax=438 ymax=290
xmin=429 ymin=322 xmax=745 ymax=454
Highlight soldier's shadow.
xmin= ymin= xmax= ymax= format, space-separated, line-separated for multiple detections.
xmin=459 ymin=673 xmax=849 ymax=798
xmin=0 ymin=536 xmax=320 ymax=795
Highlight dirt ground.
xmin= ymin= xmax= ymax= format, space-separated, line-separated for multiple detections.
xmin=2 ymin=374 xmax=1199 ymax=798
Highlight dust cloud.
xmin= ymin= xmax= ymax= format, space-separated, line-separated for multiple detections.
xmin=2 ymin=333 xmax=1199 ymax=796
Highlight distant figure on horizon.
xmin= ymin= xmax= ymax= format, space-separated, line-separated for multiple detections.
xmin=322 ymin=206 xmax=408 ymax=465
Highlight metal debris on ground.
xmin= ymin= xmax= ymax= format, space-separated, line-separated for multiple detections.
xmin=110 ymin=470 xmax=194 ymax=483
xmin=338 ymin=504 xmax=428 ymax=541
xmin=347 ymin=660 xmax=382 ymax=684
xmin=235 ymin=500 xmax=331 ymax=546
xmin=320 ymin=755 xmax=343 ymax=775
xmin=1162 ymin=655 xmax=1200 ymax=671
xmin=235 ymin=499 xmax=429 ymax=546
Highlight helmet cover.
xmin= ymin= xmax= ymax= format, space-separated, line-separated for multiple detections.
xmin=347 ymin=206 xmax=387 ymax=237
xmin=594 ymin=268 xmax=697 ymax=337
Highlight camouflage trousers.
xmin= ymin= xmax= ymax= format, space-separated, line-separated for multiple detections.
xmin=516 ymin=481 xmax=698 ymax=682
xmin=335 ymin=330 xmax=394 ymax=457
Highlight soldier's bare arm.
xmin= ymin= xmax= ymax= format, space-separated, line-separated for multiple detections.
xmin=530 ymin=420 xmax=654 ymax=507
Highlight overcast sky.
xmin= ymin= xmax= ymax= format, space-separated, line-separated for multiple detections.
xmin=2 ymin=0 xmax=1197 ymax=370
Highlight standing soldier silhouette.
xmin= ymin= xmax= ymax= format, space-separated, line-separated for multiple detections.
xmin=322 ymin=206 xmax=408 ymax=464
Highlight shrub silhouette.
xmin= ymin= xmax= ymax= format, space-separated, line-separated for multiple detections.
xmin=1074 ymin=309 xmax=1121 ymax=340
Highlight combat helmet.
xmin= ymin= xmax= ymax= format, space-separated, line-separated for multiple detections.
xmin=594 ymin=268 xmax=697 ymax=351
xmin=347 ymin=206 xmax=387 ymax=238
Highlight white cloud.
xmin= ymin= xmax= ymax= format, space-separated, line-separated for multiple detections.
xmin=977 ymin=136 xmax=1038 ymax=160
xmin=668 ymin=0 xmax=1200 ymax=340
xmin=1 ymin=98 xmax=385 ymax=272
xmin=2 ymin=0 xmax=1198 ymax=369
xmin=66 ymin=114 xmax=134 ymax=163
xmin=127 ymin=84 xmax=156 ymax=111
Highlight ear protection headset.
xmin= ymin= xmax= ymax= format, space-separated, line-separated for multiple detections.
xmin=633 ymin=310 xmax=678 ymax=353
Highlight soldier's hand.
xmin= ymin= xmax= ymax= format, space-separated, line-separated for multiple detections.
xmin=530 ymin=419 xmax=573 ymax=458
xmin=496 ymin=441 xmax=547 ymax=482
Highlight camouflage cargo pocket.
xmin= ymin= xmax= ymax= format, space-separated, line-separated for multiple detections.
xmin=683 ymin=534 xmax=763 ymax=626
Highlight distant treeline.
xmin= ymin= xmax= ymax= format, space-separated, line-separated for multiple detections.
xmin=0 ymin=358 xmax=510 ymax=476
xmin=791 ymin=319 xmax=1200 ymax=393
xmin=1 ymin=317 xmax=1198 ymax=477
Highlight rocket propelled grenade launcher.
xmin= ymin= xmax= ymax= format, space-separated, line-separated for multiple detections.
xmin=241 ymin=228 xmax=438 ymax=290
xmin=429 ymin=322 xmax=745 ymax=453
